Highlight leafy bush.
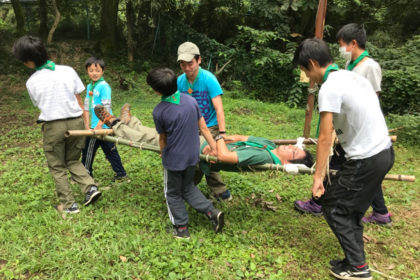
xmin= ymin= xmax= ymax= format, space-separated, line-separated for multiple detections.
xmin=387 ymin=113 xmax=420 ymax=145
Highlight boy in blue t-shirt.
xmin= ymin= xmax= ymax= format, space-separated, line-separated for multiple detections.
xmin=81 ymin=57 xmax=128 ymax=182
xmin=148 ymin=67 xmax=224 ymax=239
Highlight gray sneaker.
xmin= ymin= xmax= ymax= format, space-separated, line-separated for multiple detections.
xmin=83 ymin=185 xmax=102 ymax=206
xmin=63 ymin=202 xmax=80 ymax=214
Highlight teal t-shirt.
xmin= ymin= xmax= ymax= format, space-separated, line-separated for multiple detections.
xmin=177 ymin=68 xmax=223 ymax=127
xmin=84 ymin=80 xmax=112 ymax=129
xmin=200 ymin=136 xmax=281 ymax=174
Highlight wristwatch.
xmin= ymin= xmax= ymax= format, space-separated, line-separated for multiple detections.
xmin=215 ymin=135 xmax=224 ymax=142
xmin=219 ymin=130 xmax=226 ymax=134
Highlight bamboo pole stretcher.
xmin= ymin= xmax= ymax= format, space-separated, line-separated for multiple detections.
xmin=64 ymin=130 xmax=397 ymax=144
xmin=88 ymin=135 xmax=414 ymax=183
xmin=271 ymin=135 xmax=397 ymax=145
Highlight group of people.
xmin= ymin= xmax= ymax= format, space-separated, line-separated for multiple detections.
xmin=12 ymin=23 xmax=394 ymax=280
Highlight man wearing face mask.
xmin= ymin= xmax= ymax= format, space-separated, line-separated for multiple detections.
xmin=294 ymin=24 xmax=392 ymax=227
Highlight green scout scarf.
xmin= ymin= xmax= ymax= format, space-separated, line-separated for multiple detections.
xmin=347 ymin=50 xmax=370 ymax=71
xmin=185 ymin=67 xmax=202 ymax=94
xmin=317 ymin=63 xmax=340 ymax=137
xmin=88 ymin=77 xmax=105 ymax=111
xmin=161 ymin=90 xmax=180 ymax=105
xmin=36 ymin=60 xmax=55 ymax=71
xmin=322 ymin=63 xmax=339 ymax=83
xmin=234 ymin=141 xmax=282 ymax=165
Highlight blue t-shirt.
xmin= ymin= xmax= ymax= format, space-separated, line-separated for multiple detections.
xmin=84 ymin=80 xmax=112 ymax=129
xmin=153 ymin=94 xmax=202 ymax=171
xmin=177 ymin=68 xmax=223 ymax=127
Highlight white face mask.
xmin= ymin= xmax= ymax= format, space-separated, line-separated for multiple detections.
xmin=339 ymin=46 xmax=352 ymax=61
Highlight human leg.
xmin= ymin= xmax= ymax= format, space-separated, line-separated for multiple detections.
xmin=42 ymin=119 xmax=77 ymax=208
xmin=64 ymin=118 xmax=97 ymax=195
xmin=164 ymin=168 xmax=189 ymax=226
xmin=321 ymin=147 xmax=394 ymax=267
xmin=81 ymin=137 xmax=100 ymax=176
xmin=99 ymin=139 xmax=127 ymax=177
xmin=182 ymin=166 xmax=224 ymax=233
xmin=112 ymin=116 xmax=159 ymax=146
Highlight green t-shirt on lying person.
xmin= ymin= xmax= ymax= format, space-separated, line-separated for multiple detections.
xmin=199 ymin=136 xmax=281 ymax=174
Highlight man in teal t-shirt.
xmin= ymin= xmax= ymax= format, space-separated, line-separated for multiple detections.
xmin=177 ymin=41 xmax=230 ymax=200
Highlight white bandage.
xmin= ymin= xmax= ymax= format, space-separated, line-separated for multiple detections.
xmin=295 ymin=137 xmax=305 ymax=149
xmin=284 ymin=164 xmax=299 ymax=174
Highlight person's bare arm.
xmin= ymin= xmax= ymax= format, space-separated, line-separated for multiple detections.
xmin=158 ymin=133 xmax=167 ymax=154
xmin=212 ymin=95 xmax=226 ymax=132
xmin=312 ymin=112 xmax=334 ymax=198
xmin=216 ymin=138 xmax=239 ymax=164
xmin=76 ymin=94 xmax=90 ymax=130
xmin=199 ymin=117 xmax=217 ymax=156
xmin=222 ymin=135 xmax=249 ymax=143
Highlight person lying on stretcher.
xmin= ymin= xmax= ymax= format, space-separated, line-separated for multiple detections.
xmin=199 ymin=135 xmax=314 ymax=174
xmin=94 ymin=104 xmax=314 ymax=173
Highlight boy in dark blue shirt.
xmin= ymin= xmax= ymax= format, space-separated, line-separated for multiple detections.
xmin=148 ymin=67 xmax=224 ymax=239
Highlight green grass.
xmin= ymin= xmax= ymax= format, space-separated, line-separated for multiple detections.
xmin=0 ymin=64 xmax=419 ymax=280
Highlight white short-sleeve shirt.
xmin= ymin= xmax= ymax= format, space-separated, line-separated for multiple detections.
xmin=346 ymin=58 xmax=382 ymax=92
xmin=26 ymin=65 xmax=85 ymax=121
xmin=319 ymin=70 xmax=390 ymax=160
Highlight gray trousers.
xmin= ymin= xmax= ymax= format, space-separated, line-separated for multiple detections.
xmin=164 ymin=166 xmax=215 ymax=226
xmin=42 ymin=117 xmax=96 ymax=208
xmin=113 ymin=117 xmax=227 ymax=195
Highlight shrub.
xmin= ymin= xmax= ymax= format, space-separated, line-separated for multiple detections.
xmin=387 ymin=113 xmax=420 ymax=145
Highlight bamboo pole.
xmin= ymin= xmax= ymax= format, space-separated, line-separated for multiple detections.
xmin=96 ymin=135 xmax=218 ymax=162
xmin=271 ymin=135 xmax=397 ymax=145
xmin=97 ymin=135 xmax=414 ymax=182
xmin=65 ymin=129 xmax=114 ymax=137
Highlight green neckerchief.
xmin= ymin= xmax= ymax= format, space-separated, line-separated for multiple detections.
xmin=235 ymin=141 xmax=282 ymax=165
xmin=322 ymin=63 xmax=339 ymax=83
xmin=36 ymin=60 xmax=55 ymax=71
xmin=347 ymin=50 xmax=370 ymax=71
xmin=88 ymin=77 xmax=105 ymax=111
xmin=185 ymin=67 xmax=202 ymax=94
xmin=161 ymin=90 xmax=180 ymax=105
xmin=317 ymin=63 xmax=339 ymax=137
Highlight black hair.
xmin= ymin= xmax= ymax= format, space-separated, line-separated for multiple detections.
xmin=292 ymin=38 xmax=333 ymax=69
xmin=336 ymin=23 xmax=367 ymax=49
xmin=146 ymin=68 xmax=177 ymax=97
xmin=12 ymin=35 xmax=48 ymax=67
xmin=289 ymin=150 xmax=314 ymax=168
xmin=193 ymin=54 xmax=200 ymax=61
xmin=85 ymin=57 xmax=105 ymax=70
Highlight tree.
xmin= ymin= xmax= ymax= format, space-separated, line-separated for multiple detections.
xmin=47 ymin=0 xmax=61 ymax=44
xmin=126 ymin=0 xmax=135 ymax=62
xmin=39 ymin=0 xmax=48 ymax=39
xmin=10 ymin=0 xmax=25 ymax=35
xmin=99 ymin=0 xmax=120 ymax=53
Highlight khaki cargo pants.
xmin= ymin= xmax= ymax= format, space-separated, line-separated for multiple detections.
xmin=42 ymin=117 xmax=95 ymax=208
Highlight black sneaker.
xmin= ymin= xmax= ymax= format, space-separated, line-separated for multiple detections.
xmin=208 ymin=209 xmax=225 ymax=233
xmin=173 ymin=225 xmax=190 ymax=239
xmin=83 ymin=185 xmax=102 ymax=206
xmin=330 ymin=263 xmax=372 ymax=280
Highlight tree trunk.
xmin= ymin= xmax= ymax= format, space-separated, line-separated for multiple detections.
xmin=47 ymin=0 xmax=61 ymax=44
xmin=126 ymin=0 xmax=135 ymax=62
xmin=39 ymin=0 xmax=48 ymax=39
xmin=10 ymin=0 xmax=25 ymax=35
xmin=99 ymin=0 xmax=120 ymax=53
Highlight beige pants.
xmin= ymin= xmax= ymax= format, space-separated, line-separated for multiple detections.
xmin=42 ymin=117 xmax=96 ymax=208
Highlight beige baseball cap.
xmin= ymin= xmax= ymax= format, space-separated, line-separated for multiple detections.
xmin=177 ymin=42 xmax=200 ymax=62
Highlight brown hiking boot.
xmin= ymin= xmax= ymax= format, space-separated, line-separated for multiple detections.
xmin=119 ymin=103 xmax=131 ymax=124
xmin=94 ymin=105 xmax=118 ymax=127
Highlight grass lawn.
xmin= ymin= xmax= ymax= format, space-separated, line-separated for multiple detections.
xmin=0 ymin=43 xmax=419 ymax=279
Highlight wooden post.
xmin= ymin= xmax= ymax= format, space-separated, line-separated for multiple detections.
xmin=303 ymin=0 xmax=328 ymax=138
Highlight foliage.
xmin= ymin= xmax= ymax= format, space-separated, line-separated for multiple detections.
xmin=387 ymin=113 xmax=420 ymax=145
